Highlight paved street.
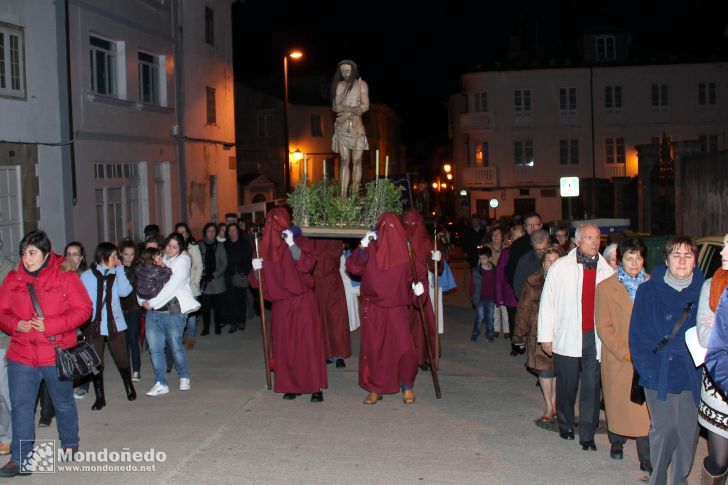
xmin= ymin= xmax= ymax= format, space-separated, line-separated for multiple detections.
xmin=16 ymin=262 xmax=708 ymax=484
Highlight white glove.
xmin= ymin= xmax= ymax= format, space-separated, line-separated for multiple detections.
xmin=252 ymin=258 xmax=263 ymax=270
xmin=412 ymin=282 xmax=425 ymax=296
xmin=360 ymin=231 xmax=377 ymax=248
xmin=431 ymin=250 xmax=442 ymax=262
xmin=281 ymin=230 xmax=295 ymax=247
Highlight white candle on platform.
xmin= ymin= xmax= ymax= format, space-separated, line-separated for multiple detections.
xmin=323 ymin=159 xmax=326 ymax=180
xmin=303 ymin=153 xmax=308 ymax=182
xmin=375 ymin=150 xmax=379 ymax=181
xmin=385 ymin=155 xmax=389 ymax=178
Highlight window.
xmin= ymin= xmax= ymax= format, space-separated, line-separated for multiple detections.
xmin=206 ymin=87 xmax=216 ymax=124
xmin=94 ymin=162 xmax=144 ymax=242
xmin=595 ymin=35 xmax=616 ymax=62
xmin=0 ymin=24 xmax=24 ymax=97
xmin=651 ymin=84 xmax=669 ymax=108
xmin=90 ymin=35 xmax=119 ymax=96
xmin=474 ymin=91 xmax=487 ymax=112
xmin=204 ymin=6 xmax=214 ymax=46
xmin=605 ymin=137 xmax=625 ymax=164
xmin=699 ymin=82 xmax=717 ymax=106
xmin=698 ymin=135 xmax=719 ymax=154
xmin=475 ymin=142 xmax=489 ymax=167
xmin=514 ymin=89 xmax=532 ymax=113
xmin=256 ymin=113 xmax=271 ymax=138
xmin=559 ymin=139 xmax=579 ymax=165
xmin=514 ymin=140 xmax=534 ymax=166
xmin=311 ymin=114 xmax=323 ymax=137
xmin=604 ymin=86 xmax=622 ymax=109
xmin=138 ymin=51 xmax=161 ymax=105
xmin=559 ymin=88 xmax=576 ymax=110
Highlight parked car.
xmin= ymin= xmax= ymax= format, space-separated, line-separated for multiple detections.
xmin=697 ymin=235 xmax=724 ymax=277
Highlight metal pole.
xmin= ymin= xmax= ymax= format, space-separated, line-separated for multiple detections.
xmin=282 ymin=55 xmax=290 ymax=194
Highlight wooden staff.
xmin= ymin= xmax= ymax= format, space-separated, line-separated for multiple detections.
xmin=253 ymin=230 xmax=272 ymax=390
xmin=407 ymin=240 xmax=442 ymax=399
xmin=432 ymin=224 xmax=440 ymax=371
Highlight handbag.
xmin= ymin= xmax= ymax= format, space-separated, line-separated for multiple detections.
xmin=27 ymin=283 xmax=101 ymax=381
xmin=231 ymin=272 xmax=249 ymax=289
xmin=630 ymin=302 xmax=695 ymax=405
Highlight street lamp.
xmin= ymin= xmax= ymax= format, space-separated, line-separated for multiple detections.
xmin=489 ymin=197 xmax=499 ymax=221
xmin=283 ymin=49 xmax=303 ymax=192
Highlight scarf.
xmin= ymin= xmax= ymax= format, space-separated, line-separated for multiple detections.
xmin=576 ymin=249 xmax=599 ymax=270
xmin=664 ymin=269 xmax=693 ymax=291
xmin=710 ymin=268 xmax=728 ymax=312
xmin=616 ymin=266 xmax=648 ymax=301
xmin=90 ymin=264 xmax=117 ymax=336
xmin=203 ymin=240 xmax=217 ymax=279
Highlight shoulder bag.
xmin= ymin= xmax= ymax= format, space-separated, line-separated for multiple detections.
xmin=27 ymin=283 xmax=101 ymax=381
xmin=631 ymin=302 xmax=695 ymax=405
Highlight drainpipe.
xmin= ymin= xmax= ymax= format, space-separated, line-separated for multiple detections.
xmin=63 ymin=0 xmax=77 ymax=206
xmin=172 ymin=0 xmax=188 ymax=220
xmin=590 ymin=66 xmax=596 ymax=218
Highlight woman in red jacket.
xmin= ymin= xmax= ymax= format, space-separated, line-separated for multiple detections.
xmin=0 ymin=231 xmax=92 ymax=477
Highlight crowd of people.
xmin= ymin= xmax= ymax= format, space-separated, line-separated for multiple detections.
xmin=463 ymin=211 xmax=728 ymax=485
xmin=0 ymin=207 xmax=727 ymax=484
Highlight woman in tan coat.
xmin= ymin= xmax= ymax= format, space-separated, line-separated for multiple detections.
xmin=595 ymin=238 xmax=651 ymax=473
xmin=513 ymin=245 xmax=564 ymax=422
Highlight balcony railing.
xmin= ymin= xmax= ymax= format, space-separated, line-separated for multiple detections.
xmin=462 ymin=166 xmax=498 ymax=187
xmin=605 ymin=163 xmax=626 ymax=178
xmin=459 ymin=111 xmax=493 ymax=131
xmin=513 ymin=164 xmax=536 ymax=184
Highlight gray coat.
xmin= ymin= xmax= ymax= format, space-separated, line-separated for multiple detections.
xmin=199 ymin=240 xmax=228 ymax=295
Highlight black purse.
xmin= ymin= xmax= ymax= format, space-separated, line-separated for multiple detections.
xmin=27 ymin=283 xmax=101 ymax=381
xmin=630 ymin=302 xmax=695 ymax=405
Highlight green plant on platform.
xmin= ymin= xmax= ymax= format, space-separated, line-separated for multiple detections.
xmin=287 ymin=181 xmax=317 ymax=226
xmin=361 ymin=179 xmax=405 ymax=228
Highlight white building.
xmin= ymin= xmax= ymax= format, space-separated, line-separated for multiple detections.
xmin=450 ymin=59 xmax=728 ymax=223
xmin=0 ymin=0 xmax=237 ymax=258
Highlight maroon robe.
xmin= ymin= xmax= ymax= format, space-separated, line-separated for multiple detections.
xmin=250 ymin=236 xmax=327 ymax=394
xmin=347 ymin=243 xmax=421 ymax=394
xmin=402 ymin=209 xmax=438 ymax=365
xmin=314 ymin=239 xmax=351 ymax=359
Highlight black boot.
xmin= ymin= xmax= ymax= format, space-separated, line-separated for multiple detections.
xmin=91 ymin=372 xmax=106 ymax=410
xmin=118 ymin=367 xmax=136 ymax=401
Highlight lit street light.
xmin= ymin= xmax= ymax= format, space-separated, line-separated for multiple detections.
xmin=283 ymin=49 xmax=303 ymax=192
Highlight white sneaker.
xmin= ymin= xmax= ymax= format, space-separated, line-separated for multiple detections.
xmin=146 ymin=382 xmax=169 ymax=397
xmin=179 ymin=378 xmax=190 ymax=391
xmin=131 ymin=372 xmax=140 ymax=382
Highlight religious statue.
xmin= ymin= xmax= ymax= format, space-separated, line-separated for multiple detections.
xmin=331 ymin=59 xmax=369 ymax=197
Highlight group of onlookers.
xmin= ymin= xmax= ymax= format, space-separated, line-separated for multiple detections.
xmin=463 ymin=211 xmax=728 ymax=484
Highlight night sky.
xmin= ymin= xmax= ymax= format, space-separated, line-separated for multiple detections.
xmin=232 ymin=0 xmax=728 ymax=160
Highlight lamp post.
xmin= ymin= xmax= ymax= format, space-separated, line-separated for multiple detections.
xmin=282 ymin=49 xmax=303 ymax=193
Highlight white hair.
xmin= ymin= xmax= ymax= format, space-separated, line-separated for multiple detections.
xmin=603 ymin=243 xmax=618 ymax=260
xmin=574 ymin=223 xmax=599 ymax=241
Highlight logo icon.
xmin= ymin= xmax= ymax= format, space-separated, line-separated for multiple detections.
xmin=19 ymin=440 xmax=55 ymax=473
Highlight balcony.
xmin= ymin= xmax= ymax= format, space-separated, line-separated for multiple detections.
xmin=605 ymin=108 xmax=624 ymax=126
xmin=559 ymin=109 xmax=577 ymax=127
xmin=463 ymin=166 xmax=498 ymax=187
xmin=605 ymin=163 xmax=626 ymax=178
xmin=513 ymin=164 xmax=536 ymax=184
xmin=459 ymin=111 xmax=493 ymax=132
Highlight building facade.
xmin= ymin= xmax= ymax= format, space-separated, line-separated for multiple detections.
xmin=0 ymin=0 xmax=237 ymax=257
xmin=450 ymin=61 xmax=728 ymax=224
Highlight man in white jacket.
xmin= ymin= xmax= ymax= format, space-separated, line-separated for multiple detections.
xmin=538 ymin=224 xmax=613 ymax=450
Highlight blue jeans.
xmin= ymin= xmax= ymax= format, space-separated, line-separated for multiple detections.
xmin=472 ymin=299 xmax=495 ymax=340
xmin=185 ymin=311 xmax=198 ymax=339
xmin=7 ymin=360 xmax=78 ymax=465
xmin=145 ymin=311 xmax=189 ymax=386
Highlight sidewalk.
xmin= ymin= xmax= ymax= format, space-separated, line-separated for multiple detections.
xmin=20 ymin=262 xmax=707 ymax=484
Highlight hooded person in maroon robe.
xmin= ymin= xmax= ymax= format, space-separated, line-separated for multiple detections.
xmin=402 ymin=208 xmax=440 ymax=368
xmin=249 ymin=208 xmax=327 ymax=402
xmin=313 ymin=239 xmax=351 ymax=366
xmin=346 ymin=212 xmax=426 ymax=404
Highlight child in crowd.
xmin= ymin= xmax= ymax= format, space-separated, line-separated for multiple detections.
xmin=470 ymin=246 xmax=497 ymax=341
xmin=134 ymin=247 xmax=172 ymax=300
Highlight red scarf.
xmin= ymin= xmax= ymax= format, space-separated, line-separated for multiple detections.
xmin=375 ymin=212 xmax=409 ymax=270
xmin=260 ymin=208 xmax=291 ymax=262
xmin=710 ymin=268 xmax=728 ymax=312
xmin=402 ymin=208 xmax=432 ymax=262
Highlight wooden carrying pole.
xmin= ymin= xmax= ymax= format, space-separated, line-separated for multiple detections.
xmin=253 ymin=232 xmax=272 ymax=390
xmin=406 ymin=240 xmax=442 ymax=399
xmin=432 ymin=225 xmax=440 ymax=370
